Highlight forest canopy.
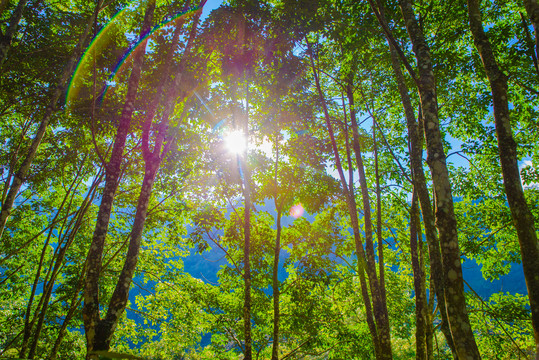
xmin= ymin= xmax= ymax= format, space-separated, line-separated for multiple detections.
xmin=1 ymin=0 xmax=538 ymax=359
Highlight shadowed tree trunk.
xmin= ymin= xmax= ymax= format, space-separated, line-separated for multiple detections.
xmin=84 ymin=1 xmax=204 ymax=355
xmin=83 ymin=1 xmax=156 ymax=355
xmin=410 ymin=190 xmax=427 ymax=360
xmin=524 ymin=0 xmax=539 ymax=66
xmin=367 ymin=0 xmax=457 ymax=354
xmin=0 ymin=0 xmax=28 ymax=68
xmin=468 ymin=0 xmax=539 ymax=354
xmin=346 ymin=81 xmax=392 ymax=359
xmin=396 ymin=0 xmax=482 ymax=358
xmin=307 ymin=39 xmax=389 ymax=360
xmin=0 ymin=0 xmax=100 ymax=240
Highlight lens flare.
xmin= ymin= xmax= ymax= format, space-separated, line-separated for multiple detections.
xmin=289 ymin=203 xmax=304 ymax=219
xmin=66 ymin=2 xmax=201 ymax=110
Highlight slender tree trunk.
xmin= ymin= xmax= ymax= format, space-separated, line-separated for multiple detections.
xmin=369 ymin=0 xmax=457 ymax=352
xmin=93 ymin=158 xmax=160 ymax=351
xmin=342 ymin=106 xmax=381 ymax=359
xmin=50 ymin=295 xmax=83 ymax=360
xmin=271 ymin=133 xmax=282 ymax=360
xmin=232 ymin=11 xmax=253 ymax=359
xmin=1 ymin=120 xmax=31 ymax=205
xmin=19 ymin=163 xmax=90 ymax=358
xmin=19 ymin=226 xmax=55 ymax=358
xmin=0 ymin=0 xmax=99 ymax=240
xmin=524 ymin=0 xmax=539 ymax=67
xmin=426 ymin=280 xmax=435 ymax=360
xmin=271 ymin=206 xmax=282 ymax=360
xmin=307 ymin=40 xmax=382 ymax=360
xmin=240 ymin=85 xmax=253 ymax=360
xmin=368 ymin=0 xmax=457 ymax=354
xmin=468 ymin=0 xmax=539 ymax=354
xmin=411 ymin=191 xmax=427 ymax=360
xmin=346 ymin=82 xmax=392 ymax=359
xmin=0 ymin=0 xmax=28 ymax=68
xmin=398 ymin=0 xmax=481 ymax=358
xmin=83 ymin=0 xmax=155 ymax=354
xmin=28 ymin=172 xmax=99 ymax=359
xmin=373 ymin=123 xmax=386 ymax=305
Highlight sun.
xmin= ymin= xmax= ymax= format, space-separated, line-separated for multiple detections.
xmin=224 ymin=130 xmax=247 ymax=154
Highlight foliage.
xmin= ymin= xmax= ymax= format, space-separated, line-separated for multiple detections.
xmin=0 ymin=0 xmax=537 ymax=359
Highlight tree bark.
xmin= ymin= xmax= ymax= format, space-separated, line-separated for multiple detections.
xmin=346 ymin=82 xmax=392 ymax=359
xmin=373 ymin=123 xmax=386 ymax=306
xmin=0 ymin=0 xmax=99 ymax=240
xmin=271 ymin=205 xmax=282 ymax=360
xmin=398 ymin=0 xmax=481 ymax=358
xmin=307 ymin=40 xmax=383 ymax=360
xmin=524 ymin=0 xmax=539 ymax=68
xmin=468 ymin=0 xmax=539 ymax=354
xmin=367 ymin=0 xmax=457 ymax=353
xmin=410 ymin=190 xmax=427 ymax=360
xmin=0 ymin=0 xmax=28 ymax=68
xmin=93 ymin=158 xmax=160 ymax=351
xmin=83 ymin=0 xmax=156 ymax=355
xmin=85 ymin=0 xmax=205 ymax=352
xmin=240 ymin=83 xmax=253 ymax=360
xmin=271 ymin=134 xmax=282 ymax=360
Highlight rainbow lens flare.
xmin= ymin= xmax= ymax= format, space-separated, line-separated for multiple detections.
xmin=66 ymin=1 xmax=201 ymax=111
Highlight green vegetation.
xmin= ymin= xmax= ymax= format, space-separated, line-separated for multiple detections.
xmin=0 ymin=0 xmax=538 ymax=359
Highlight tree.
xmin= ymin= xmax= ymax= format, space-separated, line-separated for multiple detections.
xmin=0 ymin=0 xmax=100 ymax=240
xmin=467 ymin=0 xmax=539 ymax=354
xmin=2 ymin=0 xmax=538 ymax=358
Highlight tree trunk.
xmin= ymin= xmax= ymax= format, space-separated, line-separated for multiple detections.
xmin=83 ymin=0 xmax=156 ymax=354
xmin=368 ymin=0 xmax=457 ymax=353
xmin=373 ymin=123 xmax=386 ymax=305
xmin=20 ymin=163 xmax=91 ymax=358
xmin=411 ymin=191 xmax=427 ymax=360
xmin=0 ymin=0 xmax=28 ymax=68
xmin=0 ymin=0 xmax=99 ymax=240
xmin=426 ymin=281 xmax=435 ymax=360
xmin=398 ymin=0 xmax=481 ymax=358
xmin=307 ymin=40 xmax=382 ymax=360
xmin=85 ymin=0 xmax=206 ymax=351
xmin=240 ymin=88 xmax=253 ymax=360
xmin=19 ymin=225 xmax=55 ymax=358
xmin=468 ymin=0 xmax=539 ymax=354
xmin=271 ymin=134 xmax=282 ymax=360
xmin=271 ymin=206 xmax=282 ymax=360
xmin=28 ymin=172 xmax=98 ymax=359
xmin=524 ymin=0 xmax=539 ymax=67
xmin=49 ymin=294 xmax=83 ymax=360
xmin=346 ymin=82 xmax=392 ymax=359
xmin=92 ymin=158 xmax=160 ymax=351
